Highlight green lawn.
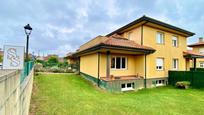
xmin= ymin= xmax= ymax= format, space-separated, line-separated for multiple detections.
xmin=30 ymin=73 xmax=204 ymax=115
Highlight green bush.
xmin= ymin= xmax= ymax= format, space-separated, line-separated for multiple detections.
xmin=176 ymin=81 xmax=190 ymax=89
xmin=50 ymin=66 xmax=60 ymax=73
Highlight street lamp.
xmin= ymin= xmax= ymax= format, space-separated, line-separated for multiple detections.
xmin=24 ymin=24 xmax=32 ymax=75
xmin=24 ymin=24 xmax=32 ymax=62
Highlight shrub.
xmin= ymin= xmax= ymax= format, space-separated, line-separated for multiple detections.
xmin=176 ymin=81 xmax=190 ymax=89
xmin=49 ymin=66 xmax=60 ymax=73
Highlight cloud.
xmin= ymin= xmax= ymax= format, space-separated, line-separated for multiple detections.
xmin=1 ymin=0 xmax=204 ymax=56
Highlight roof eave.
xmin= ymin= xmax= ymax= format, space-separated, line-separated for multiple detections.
xmin=107 ymin=16 xmax=195 ymax=37
xmin=73 ymin=44 xmax=155 ymax=57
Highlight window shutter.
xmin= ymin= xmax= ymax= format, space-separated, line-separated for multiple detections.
xmin=157 ymin=58 xmax=163 ymax=66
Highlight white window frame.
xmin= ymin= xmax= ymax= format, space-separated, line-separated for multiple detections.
xmin=156 ymin=32 xmax=164 ymax=44
xmin=172 ymin=59 xmax=179 ymax=70
xmin=111 ymin=56 xmax=127 ymax=70
xmin=155 ymin=80 xmax=165 ymax=86
xmin=127 ymin=32 xmax=133 ymax=40
xmin=156 ymin=58 xmax=164 ymax=71
xmin=172 ymin=36 xmax=178 ymax=47
xmin=199 ymin=48 xmax=204 ymax=54
xmin=121 ymin=83 xmax=134 ymax=91
xmin=200 ymin=62 xmax=204 ymax=68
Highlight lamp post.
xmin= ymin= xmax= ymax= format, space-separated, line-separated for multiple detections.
xmin=24 ymin=24 xmax=32 ymax=75
xmin=24 ymin=24 xmax=32 ymax=61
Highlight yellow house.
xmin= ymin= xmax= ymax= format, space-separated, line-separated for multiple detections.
xmin=71 ymin=16 xmax=195 ymax=91
xmin=188 ymin=37 xmax=204 ymax=68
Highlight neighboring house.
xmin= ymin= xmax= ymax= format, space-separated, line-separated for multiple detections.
xmin=65 ymin=52 xmax=78 ymax=65
xmin=0 ymin=50 xmax=3 ymax=56
xmin=65 ymin=52 xmax=79 ymax=70
xmin=71 ymin=16 xmax=196 ymax=91
xmin=188 ymin=37 xmax=204 ymax=68
xmin=36 ymin=56 xmax=44 ymax=61
xmin=43 ymin=54 xmax=58 ymax=61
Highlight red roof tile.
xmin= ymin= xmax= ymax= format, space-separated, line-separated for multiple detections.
xmin=188 ymin=42 xmax=204 ymax=47
xmin=183 ymin=50 xmax=204 ymax=56
xmin=102 ymin=34 xmax=154 ymax=50
xmin=77 ymin=34 xmax=155 ymax=53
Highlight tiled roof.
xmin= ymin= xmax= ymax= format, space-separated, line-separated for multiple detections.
xmin=188 ymin=42 xmax=204 ymax=47
xmin=107 ymin=15 xmax=195 ymax=37
xmin=103 ymin=34 xmax=154 ymax=50
xmin=183 ymin=50 xmax=204 ymax=56
xmin=77 ymin=34 xmax=155 ymax=53
xmin=65 ymin=52 xmax=76 ymax=58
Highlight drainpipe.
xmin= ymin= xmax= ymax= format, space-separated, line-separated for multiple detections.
xmin=106 ymin=51 xmax=110 ymax=78
xmin=144 ymin=54 xmax=147 ymax=88
xmin=78 ymin=57 xmax=80 ymax=74
xmin=97 ymin=52 xmax=100 ymax=87
xmin=141 ymin=25 xmax=143 ymax=45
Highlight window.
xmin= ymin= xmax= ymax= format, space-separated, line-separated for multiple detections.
xmin=127 ymin=32 xmax=133 ymax=40
xmin=200 ymin=62 xmax=204 ymax=68
xmin=156 ymin=58 xmax=164 ymax=70
xmin=121 ymin=84 xmax=126 ymax=88
xmin=111 ymin=58 xmax=115 ymax=68
xmin=111 ymin=56 xmax=127 ymax=69
xmin=172 ymin=59 xmax=178 ymax=70
xmin=172 ymin=36 xmax=178 ymax=47
xmin=116 ymin=57 xmax=121 ymax=69
xmin=127 ymin=83 xmax=132 ymax=88
xmin=199 ymin=48 xmax=204 ymax=54
xmin=154 ymin=80 xmax=165 ymax=86
xmin=156 ymin=32 xmax=164 ymax=44
xmin=121 ymin=83 xmax=134 ymax=91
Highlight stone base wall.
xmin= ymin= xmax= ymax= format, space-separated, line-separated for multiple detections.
xmin=146 ymin=77 xmax=168 ymax=88
xmin=80 ymin=72 xmax=168 ymax=92
xmin=0 ymin=69 xmax=34 ymax=115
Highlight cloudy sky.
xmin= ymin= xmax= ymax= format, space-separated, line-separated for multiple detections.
xmin=1 ymin=0 xmax=204 ymax=56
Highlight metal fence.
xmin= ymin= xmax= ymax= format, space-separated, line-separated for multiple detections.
xmin=168 ymin=71 xmax=204 ymax=88
xmin=20 ymin=61 xmax=34 ymax=83
xmin=190 ymin=68 xmax=204 ymax=71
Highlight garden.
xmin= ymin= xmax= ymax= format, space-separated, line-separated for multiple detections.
xmin=30 ymin=73 xmax=204 ymax=115
xmin=34 ymin=56 xmax=75 ymax=73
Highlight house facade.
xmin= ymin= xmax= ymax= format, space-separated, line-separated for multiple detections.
xmin=188 ymin=37 xmax=204 ymax=68
xmin=71 ymin=16 xmax=195 ymax=91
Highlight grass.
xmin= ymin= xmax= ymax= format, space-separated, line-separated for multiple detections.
xmin=30 ymin=73 xmax=204 ymax=115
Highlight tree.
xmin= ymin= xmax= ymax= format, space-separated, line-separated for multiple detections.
xmin=46 ymin=56 xmax=59 ymax=67
xmin=0 ymin=55 xmax=3 ymax=62
xmin=58 ymin=60 xmax=69 ymax=68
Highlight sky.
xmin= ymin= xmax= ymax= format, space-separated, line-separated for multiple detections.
xmin=1 ymin=0 xmax=204 ymax=57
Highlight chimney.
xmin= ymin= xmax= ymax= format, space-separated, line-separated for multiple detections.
xmin=199 ymin=37 xmax=204 ymax=43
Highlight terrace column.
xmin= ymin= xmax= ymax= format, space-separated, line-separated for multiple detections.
xmin=106 ymin=51 xmax=110 ymax=78
xmin=193 ymin=58 xmax=197 ymax=71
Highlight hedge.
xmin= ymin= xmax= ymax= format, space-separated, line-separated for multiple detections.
xmin=169 ymin=71 xmax=204 ymax=88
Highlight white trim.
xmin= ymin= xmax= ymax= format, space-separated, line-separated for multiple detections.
xmin=156 ymin=32 xmax=164 ymax=44
xmin=200 ymin=62 xmax=204 ymax=68
xmin=111 ymin=56 xmax=127 ymax=70
xmin=172 ymin=58 xmax=179 ymax=70
xmin=121 ymin=87 xmax=134 ymax=91
xmin=172 ymin=36 xmax=178 ymax=47
xmin=121 ymin=83 xmax=134 ymax=91
xmin=155 ymin=79 xmax=165 ymax=86
xmin=156 ymin=58 xmax=164 ymax=71
xmin=199 ymin=48 xmax=204 ymax=54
